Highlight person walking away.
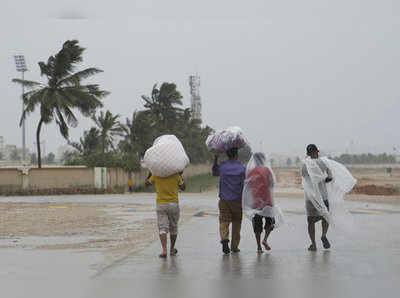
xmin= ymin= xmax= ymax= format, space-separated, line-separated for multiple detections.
xmin=213 ymin=148 xmax=245 ymax=255
xmin=243 ymin=152 xmax=283 ymax=253
xmin=146 ymin=172 xmax=186 ymax=258
xmin=128 ymin=176 xmax=134 ymax=193
xmin=301 ymin=144 xmax=333 ymax=251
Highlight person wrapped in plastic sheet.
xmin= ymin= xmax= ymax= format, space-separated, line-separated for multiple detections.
xmin=242 ymin=152 xmax=284 ymax=253
xmin=302 ymin=144 xmax=356 ymax=251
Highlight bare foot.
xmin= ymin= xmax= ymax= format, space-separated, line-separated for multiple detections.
xmin=262 ymin=240 xmax=271 ymax=251
xmin=308 ymin=244 xmax=317 ymax=251
xmin=170 ymin=248 xmax=178 ymax=256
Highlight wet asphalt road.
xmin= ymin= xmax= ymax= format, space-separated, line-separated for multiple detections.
xmin=92 ymin=195 xmax=400 ymax=298
xmin=2 ymin=194 xmax=400 ymax=298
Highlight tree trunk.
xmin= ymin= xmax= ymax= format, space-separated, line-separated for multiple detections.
xmin=36 ymin=118 xmax=44 ymax=168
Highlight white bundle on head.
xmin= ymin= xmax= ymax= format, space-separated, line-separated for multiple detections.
xmin=206 ymin=126 xmax=248 ymax=154
xmin=143 ymin=135 xmax=190 ymax=177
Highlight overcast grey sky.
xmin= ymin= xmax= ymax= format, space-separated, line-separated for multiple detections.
xmin=1 ymin=0 xmax=399 ymax=157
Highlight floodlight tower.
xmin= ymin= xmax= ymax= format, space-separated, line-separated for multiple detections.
xmin=189 ymin=75 xmax=202 ymax=121
xmin=14 ymin=55 xmax=28 ymax=161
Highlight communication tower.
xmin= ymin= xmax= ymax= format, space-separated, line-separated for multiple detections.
xmin=189 ymin=75 xmax=202 ymax=121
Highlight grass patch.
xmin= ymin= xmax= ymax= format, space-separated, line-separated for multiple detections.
xmin=133 ymin=184 xmax=155 ymax=193
xmin=133 ymin=173 xmax=219 ymax=193
xmin=184 ymin=173 xmax=219 ymax=193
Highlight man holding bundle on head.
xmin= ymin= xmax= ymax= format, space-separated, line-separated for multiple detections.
xmin=213 ymin=148 xmax=246 ymax=255
xmin=144 ymin=135 xmax=189 ymax=258
xmin=146 ymin=171 xmax=186 ymax=258
xmin=207 ymin=127 xmax=248 ymax=254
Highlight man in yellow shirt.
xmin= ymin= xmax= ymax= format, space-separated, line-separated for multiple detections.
xmin=146 ymin=172 xmax=186 ymax=258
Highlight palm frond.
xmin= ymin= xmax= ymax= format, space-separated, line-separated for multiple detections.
xmin=38 ymin=61 xmax=52 ymax=78
xmin=61 ymin=105 xmax=78 ymax=128
xmin=83 ymin=84 xmax=110 ymax=98
xmin=19 ymin=88 xmax=49 ymax=126
xmin=58 ymin=68 xmax=104 ymax=87
xmin=53 ymin=41 xmax=81 ymax=76
xmin=12 ymin=79 xmax=42 ymax=90
xmin=55 ymin=107 xmax=70 ymax=139
xmin=62 ymin=87 xmax=104 ymax=116
xmin=64 ymin=85 xmax=109 ymax=99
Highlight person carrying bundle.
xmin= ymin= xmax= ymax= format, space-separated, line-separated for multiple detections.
xmin=146 ymin=171 xmax=186 ymax=258
xmin=143 ymin=135 xmax=189 ymax=258
xmin=213 ymin=148 xmax=246 ymax=255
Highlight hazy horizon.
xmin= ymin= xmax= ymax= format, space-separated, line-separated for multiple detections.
xmin=1 ymin=0 xmax=399 ymax=158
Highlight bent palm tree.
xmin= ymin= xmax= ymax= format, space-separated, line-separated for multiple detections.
xmin=141 ymin=83 xmax=183 ymax=132
xmin=12 ymin=40 xmax=108 ymax=168
xmin=120 ymin=110 xmax=156 ymax=158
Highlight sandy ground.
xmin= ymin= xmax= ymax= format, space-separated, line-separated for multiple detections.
xmin=0 ymin=199 xmax=197 ymax=273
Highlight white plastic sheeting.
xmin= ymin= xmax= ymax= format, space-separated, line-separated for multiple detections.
xmin=242 ymin=153 xmax=284 ymax=227
xmin=143 ymin=135 xmax=190 ymax=178
xmin=302 ymin=157 xmax=357 ymax=228
xmin=206 ymin=126 xmax=248 ymax=154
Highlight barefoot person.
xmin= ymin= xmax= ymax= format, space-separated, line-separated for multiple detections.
xmin=146 ymin=172 xmax=186 ymax=258
xmin=213 ymin=148 xmax=245 ymax=255
xmin=301 ymin=144 xmax=333 ymax=251
xmin=242 ymin=153 xmax=284 ymax=253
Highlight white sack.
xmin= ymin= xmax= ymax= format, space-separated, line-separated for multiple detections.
xmin=206 ymin=126 xmax=248 ymax=154
xmin=242 ymin=153 xmax=284 ymax=227
xmin=143 ymin=135 xmax=190 ymax=177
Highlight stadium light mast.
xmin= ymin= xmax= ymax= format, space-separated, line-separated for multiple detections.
xmin=189 ymin=75 xmax=202 ymax=122
xmin=14 ymin=55 xmax=28 ymax=162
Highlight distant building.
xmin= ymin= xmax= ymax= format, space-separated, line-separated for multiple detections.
xmin=4 ymin=144 xmax=17 ymax=160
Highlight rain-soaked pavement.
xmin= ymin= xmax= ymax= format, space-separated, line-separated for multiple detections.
xmin=2 ymin=193 xmax=400 ymax=297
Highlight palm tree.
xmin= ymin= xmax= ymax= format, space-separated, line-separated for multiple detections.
xmin=12 ymin=40 xmax=108 ymax=168
xmin=69 ymin=127 xmax=101 ymax=156
xmin=119 ymin=110 xmax=155 ymax=158
xmin=92 ymin=110 xmax=123 ymax=154
xmin=141 ymin=83 xmax=183 ymax=132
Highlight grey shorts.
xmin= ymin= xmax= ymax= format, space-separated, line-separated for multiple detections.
xmin=306 ymin=200 xmax=329 ymax=217
xmin=156 ymin=203 xmax=180 ymax=235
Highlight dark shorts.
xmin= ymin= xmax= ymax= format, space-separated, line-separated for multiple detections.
xmin=252 ymin=214 xmax=275 ymax=233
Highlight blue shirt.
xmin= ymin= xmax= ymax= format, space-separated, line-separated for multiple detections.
xmin=213 ymin=160 xmax=245 ymax=202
